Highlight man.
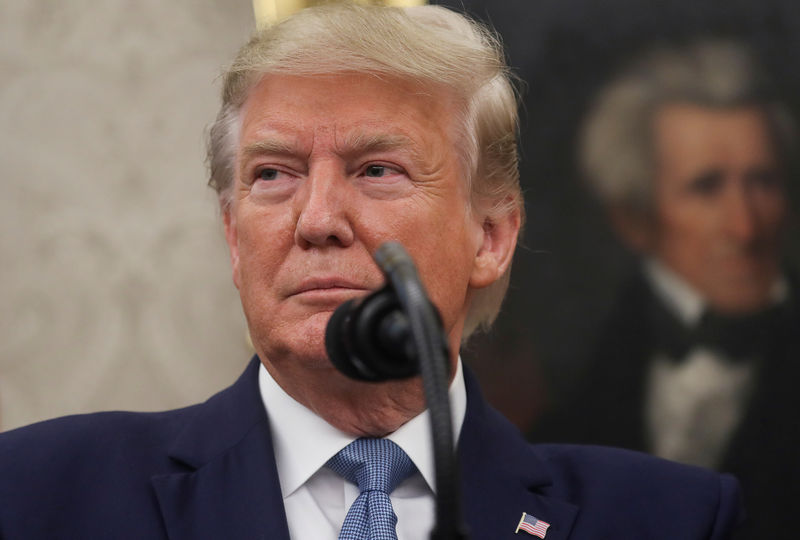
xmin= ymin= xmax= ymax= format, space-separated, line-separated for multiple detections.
xmin=534 ymin=40 xmax=798 ymax=538
xmin=0 ymin=6 xmax=740 ymax=539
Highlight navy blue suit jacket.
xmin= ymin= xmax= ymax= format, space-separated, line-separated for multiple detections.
xmin=0 ymin=357 xmax=741 ymax=539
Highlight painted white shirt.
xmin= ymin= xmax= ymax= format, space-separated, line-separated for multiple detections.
xmin=258 ymin=359 xmax=467 ymax=540
xmin=643 ymin=259 xmax=786 ymax=468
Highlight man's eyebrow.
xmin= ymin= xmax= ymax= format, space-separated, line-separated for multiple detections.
xmin=239 ymin=132 xmax=421 ymax=163
xmin=240 ymin=139 xmax=298 ymax=160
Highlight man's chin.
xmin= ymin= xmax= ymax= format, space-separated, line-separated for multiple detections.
xmin=262 ymin=341 xmax=330 ymax=367
xmin=706 ymin=283 xmax=776 ymax=314
xmin=250 ymin=331 xmax=314 ymax=360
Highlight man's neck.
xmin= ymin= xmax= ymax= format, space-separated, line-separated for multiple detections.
xmin=261 ymin=359 xmax=428 ymax=437
xmin=643 ymin=258 xmax=789 ymax=327
xmin=258 ymin=359 xmax=467 ymax=498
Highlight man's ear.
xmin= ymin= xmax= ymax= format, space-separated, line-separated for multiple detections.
xmin=469 ymin=207 xmax=521 ymax=289
xmin=223 ymin=208 xmax=242 ymax=290
xmin=608 ymin=206 xmax=654 ymax=253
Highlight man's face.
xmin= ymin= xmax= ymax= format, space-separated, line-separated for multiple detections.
xmin=224 ymin=73 xmax=490 ymax=376
xmin=649 ymin=104 xmax=787 ymax=313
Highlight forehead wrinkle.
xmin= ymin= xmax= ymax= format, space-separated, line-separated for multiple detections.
xmin=334 ymin=130 xmax=421 ymax=160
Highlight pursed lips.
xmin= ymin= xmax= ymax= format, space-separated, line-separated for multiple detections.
xmin=289 ymin=277 xmax=374 ymax=303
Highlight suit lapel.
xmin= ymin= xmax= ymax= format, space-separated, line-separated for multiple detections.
xmin=459 ymin=367 xmax=579 ymax=539
xmin=148 ymin=357 xmax=580 ymax=539
xmin=151 ymin=357 xmax=291 ymax=540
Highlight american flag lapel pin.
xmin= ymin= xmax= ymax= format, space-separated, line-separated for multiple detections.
xmin=515 ymin=512 xmax=550 ymax=538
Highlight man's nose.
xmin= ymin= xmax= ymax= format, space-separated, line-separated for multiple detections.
xmin=723 ymin=181 xmax=759 ymax=244
xmin=294 ymin=166 xmax=355 ymax=248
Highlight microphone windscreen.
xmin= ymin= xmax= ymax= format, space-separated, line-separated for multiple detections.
xmin=325 ymin=299 xmax=366 ymax=380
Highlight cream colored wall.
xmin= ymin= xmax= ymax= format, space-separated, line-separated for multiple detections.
xmin=0 ymin=1 xmax=256 ymax=430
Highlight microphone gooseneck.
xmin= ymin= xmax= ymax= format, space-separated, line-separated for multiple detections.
xmin=324 ymin=241 xmax=469 ymax=540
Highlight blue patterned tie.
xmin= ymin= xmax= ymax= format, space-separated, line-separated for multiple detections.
xmin=326 ymin=438 xmax=416 ymax=540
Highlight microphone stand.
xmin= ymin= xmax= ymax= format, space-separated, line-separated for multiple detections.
xmin=372 ymin=243 xmax=469 ymax=540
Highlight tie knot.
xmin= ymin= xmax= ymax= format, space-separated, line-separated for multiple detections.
xmin=326 ymin=438 xmax=416 ymax=494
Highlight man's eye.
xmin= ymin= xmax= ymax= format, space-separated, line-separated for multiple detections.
xmin=365 ymin=165 xmax=388 ymax=177
xmin=688 ymin=171 xmax=723 ymax=196
xmin=258 ymin=168 xmax=280 ymax=181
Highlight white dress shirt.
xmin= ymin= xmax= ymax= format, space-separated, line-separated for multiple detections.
xmin=643 ymin=259 xmax=786 ymax=468
xmin=258 ymin=360 xmax=467 ymax=540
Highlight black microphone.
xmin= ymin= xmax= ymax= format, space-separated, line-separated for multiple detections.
xmin=325 ymin=285 xmax=418 ymax=381
xmin=325 ymin=242 xmax=445 ymax=382
xmin=325 ymin=241 xmax=469 ymax=539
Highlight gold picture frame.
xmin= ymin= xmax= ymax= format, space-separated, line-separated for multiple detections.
xmin=253 ymin=0 xmax=427 ymax=28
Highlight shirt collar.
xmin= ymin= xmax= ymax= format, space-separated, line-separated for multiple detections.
xmin=644 ymin=258 xmax=788 ymax=326
xmin=259 ymin=359 xmax=467 ymax=498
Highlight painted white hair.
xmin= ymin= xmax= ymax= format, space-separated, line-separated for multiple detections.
xmin=580 ymin=39 xmax=795 ymax=216
xmin=207 ymin=3 xmax=523 ymax=338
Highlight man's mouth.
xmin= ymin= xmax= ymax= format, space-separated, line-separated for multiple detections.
xmin=290 ymin=277 xmax=372 ymax=304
